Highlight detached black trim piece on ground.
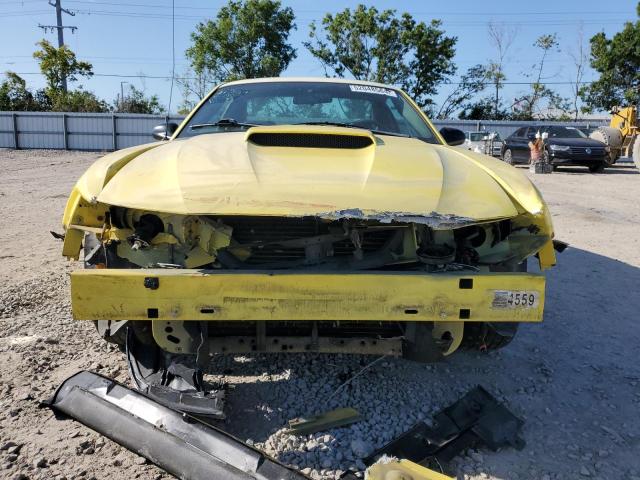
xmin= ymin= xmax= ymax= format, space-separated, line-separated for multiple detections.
xmin=44 ymin=371 xmax=309 ymax=480
xmin=351 ymin=385 xmax=525 ymax=477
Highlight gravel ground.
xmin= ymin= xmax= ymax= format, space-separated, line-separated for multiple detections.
xmin=1 ymin=149 xmax=639 ymax=480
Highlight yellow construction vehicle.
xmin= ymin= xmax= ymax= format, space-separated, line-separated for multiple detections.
xmin=589 ymin=106 xmax=639 ymax=167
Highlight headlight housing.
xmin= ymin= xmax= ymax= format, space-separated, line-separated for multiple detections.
xmin=549 ymin=144 xmax=570 ymax=152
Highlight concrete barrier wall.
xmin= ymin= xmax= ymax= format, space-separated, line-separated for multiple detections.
xmin=0 ymin=111 xmax=609 ymax=151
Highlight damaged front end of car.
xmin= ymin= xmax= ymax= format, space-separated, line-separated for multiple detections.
xmin=60 ymin=124 xmax=558 ymax=419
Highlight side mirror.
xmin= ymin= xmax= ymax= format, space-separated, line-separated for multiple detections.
xmin=153 ymin=122 xmax=179 ymax=141
xmin=439 ymin=127 xmax=466 ymax=146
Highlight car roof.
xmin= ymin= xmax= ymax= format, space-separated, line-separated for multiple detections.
xmin=220 ymin=77 xmax=403 ymax=91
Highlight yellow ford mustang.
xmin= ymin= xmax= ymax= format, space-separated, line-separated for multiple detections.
xmin=62 ymin=78 xmax=556 ymax=403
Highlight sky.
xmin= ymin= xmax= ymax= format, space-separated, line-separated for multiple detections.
xmin=0 ymin=0 xmax=637 ymax=115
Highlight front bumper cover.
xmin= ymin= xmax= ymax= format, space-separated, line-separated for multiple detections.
xmin=71 ymin=269 xmax=545 ymax=323
xmin=549 ymin=151 xmax=607 ymax=165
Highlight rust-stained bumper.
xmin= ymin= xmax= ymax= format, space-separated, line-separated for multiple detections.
xmin=71 ymin=269 xmax=545 ymax=323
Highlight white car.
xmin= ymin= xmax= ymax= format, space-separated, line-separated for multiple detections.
xmin=464 ymin=131 xmax=503 ymax=157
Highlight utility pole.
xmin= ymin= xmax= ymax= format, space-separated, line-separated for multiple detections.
xmin=120 ymin=81 xmax=129 ymax=111
xmin=38 ymin=0 xmax=77 ymax=92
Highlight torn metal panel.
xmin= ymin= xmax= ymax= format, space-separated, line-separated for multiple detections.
xmin=316 ymin=208 xmax=479 ymax=230
xmin=288 ymin=407 xmax=362 ymax=436
xmin=45 ymin=371 xmax=308 ymax=480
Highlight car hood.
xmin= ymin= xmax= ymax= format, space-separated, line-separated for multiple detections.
xmin=79 ymin=125 xmax=545 ymax=227
xmin=547 ymin=137 xmax=605 ymax=147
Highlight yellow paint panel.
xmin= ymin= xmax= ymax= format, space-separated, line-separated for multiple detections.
xmin=75 ymin=142 xmax=160 ymax=201
xmin=538 ymin=240 xmax=557 ymax=270
xmin=95 ymin=127 xmax=531 ymax=222
xmin=366 ymin=459 xmax=455 ymax=480
xmin=71 ymin=269 xmax=545 ymax=323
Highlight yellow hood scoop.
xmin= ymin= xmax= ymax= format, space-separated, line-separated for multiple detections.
xmin=246 ymin=125 xmax=375 ymax=149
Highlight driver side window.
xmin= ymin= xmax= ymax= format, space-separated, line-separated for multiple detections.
xmin=513 ymin=127 xmax=527 ymax=138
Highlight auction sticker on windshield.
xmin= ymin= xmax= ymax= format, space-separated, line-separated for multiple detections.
xmin=492 ymin=290 xmax=539 ymax=309
xmin=349 ymin=85 xmax=397 ymax=97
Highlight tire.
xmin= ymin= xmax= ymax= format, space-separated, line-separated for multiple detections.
xmin=461 ymin=259 xmax=526 ymax=352
xmin=604 ymin=152 xmax=616 ymax=167
xmin=503 ymin=149 xmax=514 ymax=165
xmin=461 ymin=322 xmax=519 ymax=351
xmin=588 ymin=163 xmax=605 ymax=173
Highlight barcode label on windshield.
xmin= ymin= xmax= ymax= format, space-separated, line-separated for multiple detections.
xmin=349 ymin=85 xmax=397 ymax=97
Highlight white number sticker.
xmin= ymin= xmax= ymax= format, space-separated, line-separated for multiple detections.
xmin=492 ymin=290 xmax=539 ymax=309
xmin=349 ymin=85 xmax=397 ymax=97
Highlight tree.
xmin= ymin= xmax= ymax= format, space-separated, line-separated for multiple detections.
xmin=176 ymin=68 xmax=214 ymax=114
xmin=512 ymin=34 xmax=562 ymax=120
xmin=436 ymin=65 xmax=488 ymax=119
xmin=33 ymin=39 xmax=93 ymax=93
xmin=115 ymin=85 xmax=163 ymax=114
xmin=186 ymin=0 xmax=296 ymax=83
xmin=305 ymin=5 xmax=457 ymax=113
xmin=581 ymin=3 xmax=640 ymax=111
xmin=486 ymin=22 xmax=516 ymax=119
xmin=568 ymin=25 xmax=589 ymax=120
xmin=49 ymin=88 xmax=109 ymax=113
xmin=0 ymin=72 xmax=49 ymax=111
xmin=459 ymin=97 xmax=498 ymax=120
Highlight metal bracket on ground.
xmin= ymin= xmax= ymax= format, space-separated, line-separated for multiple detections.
xmin=125 ymin=327 xmax=226 ymax=418
xmin=362 ymin=385 xmax=525 ymax=474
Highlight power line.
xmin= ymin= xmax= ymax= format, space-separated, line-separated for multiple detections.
xmin=7 ymin=71 xmax=599 ymax=85
xmin=1 ymin=0 xmax=631 ymax=16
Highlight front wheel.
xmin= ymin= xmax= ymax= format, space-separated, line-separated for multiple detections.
xmin=461 ymin=259 xmax=526 ymax=351
xmin=461 ymin=322 xmax=519 ymax=351
xmin=604 ymin=151 xmax=616 ymax=166
xmin=588 ymin=163 xmax=605 ymax=173
xmin=503 ymin=149 xmax=514 ymax=165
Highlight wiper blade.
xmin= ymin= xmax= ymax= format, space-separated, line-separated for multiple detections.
xmin=295 ymin=121 xmax=358 ymax=128
xmin=190 ymin=118 xmax=258 ymax=129
xmin=294 ymin=121 xmax=409 ymax=138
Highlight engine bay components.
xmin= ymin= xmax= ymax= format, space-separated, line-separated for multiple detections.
xmin=87 ymin=208 xmax=547 ymax=274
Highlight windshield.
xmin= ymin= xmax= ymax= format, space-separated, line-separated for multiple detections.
xmin=177 ymin=81 xmax=439 ymax=143
xmin=542 ymin=126 xmax=587 ymax=139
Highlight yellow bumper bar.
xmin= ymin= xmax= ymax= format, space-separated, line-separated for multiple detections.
xmin=71 ymin=269 xmax=545 ymax=323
